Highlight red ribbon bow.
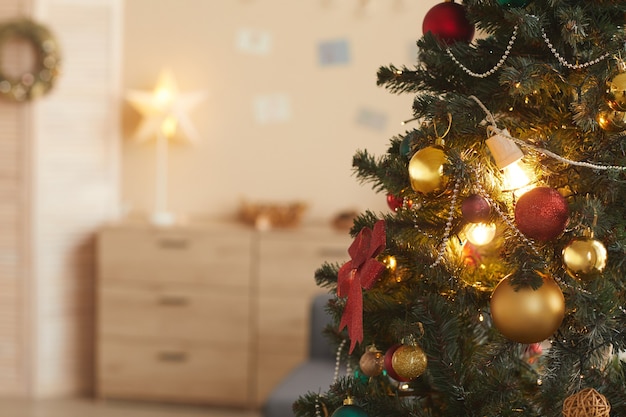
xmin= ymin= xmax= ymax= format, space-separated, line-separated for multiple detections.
xmin=337 ymin=220 xmax=386 ymax=353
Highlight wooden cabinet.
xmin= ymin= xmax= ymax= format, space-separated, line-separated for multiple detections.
xmin=96 ymin=222 xmax=351 ymax=407
xmin=96 ymin=224 xmax=254 ymax=406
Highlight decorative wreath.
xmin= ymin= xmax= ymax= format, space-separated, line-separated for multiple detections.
xmin=0 ymin=18 xmax=61 ymax=101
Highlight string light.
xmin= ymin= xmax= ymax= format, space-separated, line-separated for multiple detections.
xmin=469 ymin=95 xmax=626 ymax=172
xmin=464 ymin=222 xmax=497 ymax=246
xmin=485 ymin=126 xmax=534 ymax=192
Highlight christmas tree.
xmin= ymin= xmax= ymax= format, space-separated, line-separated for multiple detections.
xmin=294 ymin=0 xmax=626 ymax=416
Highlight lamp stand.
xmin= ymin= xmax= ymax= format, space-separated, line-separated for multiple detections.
xmin=151 ymin=130 xmax=175 ymax=226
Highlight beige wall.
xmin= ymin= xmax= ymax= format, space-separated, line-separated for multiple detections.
xmin=121 ymin=0 xmax=440 ymax=223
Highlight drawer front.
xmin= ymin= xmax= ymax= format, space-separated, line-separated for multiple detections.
xmin=99 ymin=280 xmax=250 ymax=344
xmin=97 ymin=338 xmax=250 ymax=406
xmin=257 ymin=295 xmax=311 ymax=354
xmin=258 ymin=235 xmax=350 ymax=295
xmin=98 ymin=228 xmax=251 ymax=288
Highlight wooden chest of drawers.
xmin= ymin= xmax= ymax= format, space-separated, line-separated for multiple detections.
xmin=96 ymin=222 xmax=351 ymax=407
xmin=96 ymin=225 xmax=253 ymax=406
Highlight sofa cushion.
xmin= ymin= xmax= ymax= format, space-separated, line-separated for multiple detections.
xmin=261 ymin=359 xmax=336 ymax=417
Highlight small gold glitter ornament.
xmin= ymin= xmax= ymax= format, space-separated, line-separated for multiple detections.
xmin=358 ymin=346 xmax=384 ymax=377
xmin=490 ymin=272 xmax=565 ymax=344
xmin=606 ymin=60 xmax=626 ymax=112
xmin=391 ymin=341 xmax=427 ymax=380
xmin=563 ymin=388 xmax=610 ymax=417
xmin=562 ymin=236 xmax=607 ymax=280
xmin=408 ymin=143 xmax=447 ymax=194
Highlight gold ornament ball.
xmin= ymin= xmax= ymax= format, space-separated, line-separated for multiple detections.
xmin=490 ymin=273 xmax=565 ymax=344
xmin=408 ymin=145 xmax=447 ymax=194
xmin=359 ymin=349 xmax=384 ymax=377
xmin=562 ymin=237 xmax=608 ymax=280
xmin=563 ymin=388 xmax=611 ymax=417
xmin=391 ymin=343 xmax=427 ymax=380
xmin=596 ymin=109 xmax=626 ymax=132
xmin=606 ymin=71 xmax=626 ymax=112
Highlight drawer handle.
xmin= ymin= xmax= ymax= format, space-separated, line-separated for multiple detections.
xmin=157 ymin=351 xmax=188 ymax=362
xmin=157 ymin=238 xmax=189 ymax=249
xmin=158 ymin=296 xmax=189 ymax=306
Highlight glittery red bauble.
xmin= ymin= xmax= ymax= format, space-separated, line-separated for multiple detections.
xmin=383 ymin=344 xmax=409 ymax=382
xmin=514 ymin=187 xmax=569 ymax=242
xmin=387 ymin=194 xmax=403 ymax=211
xmin=422 ymin=1 xmax=475 ymax=45
xmin=461 ymin=194 xmax=491 ymax=223
xmin=386 ymin=193 xmax=412 ymax=212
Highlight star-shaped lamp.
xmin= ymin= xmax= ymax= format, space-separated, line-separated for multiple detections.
xmin=126 ymin=69 xmax=206 ymax=226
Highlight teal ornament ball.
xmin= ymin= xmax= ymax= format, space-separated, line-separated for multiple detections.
xmin=331 ymin=405 xmax=368 ymax=417
xmin=496 ymin=0 xmax=531 ymax=7
xmin=353 ymin=368 xmax=370 ymax=384
xmin=400 ymin=135 xmax=412 ymax=158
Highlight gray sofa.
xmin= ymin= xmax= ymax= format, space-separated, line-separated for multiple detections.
xmin=262 ymin=293 xmax=336 ymax=417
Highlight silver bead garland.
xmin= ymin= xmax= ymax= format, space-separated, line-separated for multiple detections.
xmin=540 ymin=27 xmax=611 ymax=70
xmin=334 ymin=339 xmax=348 ymax=383
xmin=446 ymin=25 xmax=518 ymax=78
xmin=446 ymin=19 xmax=613 ymax=78
xmin=430 ymin=177 xmax=461 ymax=268
xmin=315 ymin=339 xmax=348 ymax=417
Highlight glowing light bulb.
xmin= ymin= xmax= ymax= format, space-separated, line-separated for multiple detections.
xmin=502 ymin=161 xmax=530 ymax=192
xmin=464 ymin=222 xmax=496 ymax=246
xmin=155 ymin=86 xmax=173 ymax=108
xmin=383 ymin=255 xmax=397 ymax=271
xmin=161 ymin=115 xmax=178 ymax=138
xmin=486 ymin=128 xmax=535 ymax=193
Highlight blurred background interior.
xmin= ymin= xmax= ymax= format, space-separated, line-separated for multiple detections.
xmin=0 ymin=0 xmax=439 ymax=415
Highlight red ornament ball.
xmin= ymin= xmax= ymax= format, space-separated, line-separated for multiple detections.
xmin=422 ymin=1 xmax=475 ymax=45
xmin=461 ymin=194 xmax=491 ymax=223
xmin=383 ymin=344 xmax=409 ymax=382
xmin=386 ymin=193 xmax=412 ymax=212
xmin=514 ymin=187 xmax=569 ymax=242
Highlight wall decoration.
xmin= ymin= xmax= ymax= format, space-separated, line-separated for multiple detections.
xmin=356 ymin=107 xmax=388 ymax=131
xmin=318 ymin=39 xmax=351 ymax=66
xmin=253 ymin=93 xmax=292 ymax=124
xmin=236 ymin=28 xmax=272 ymax=55
xmin=0 ymin=18 xmax=61 ymax=101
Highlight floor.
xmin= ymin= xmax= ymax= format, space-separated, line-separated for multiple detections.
xmin=0 ymin=398 xmax=263 ymax=417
